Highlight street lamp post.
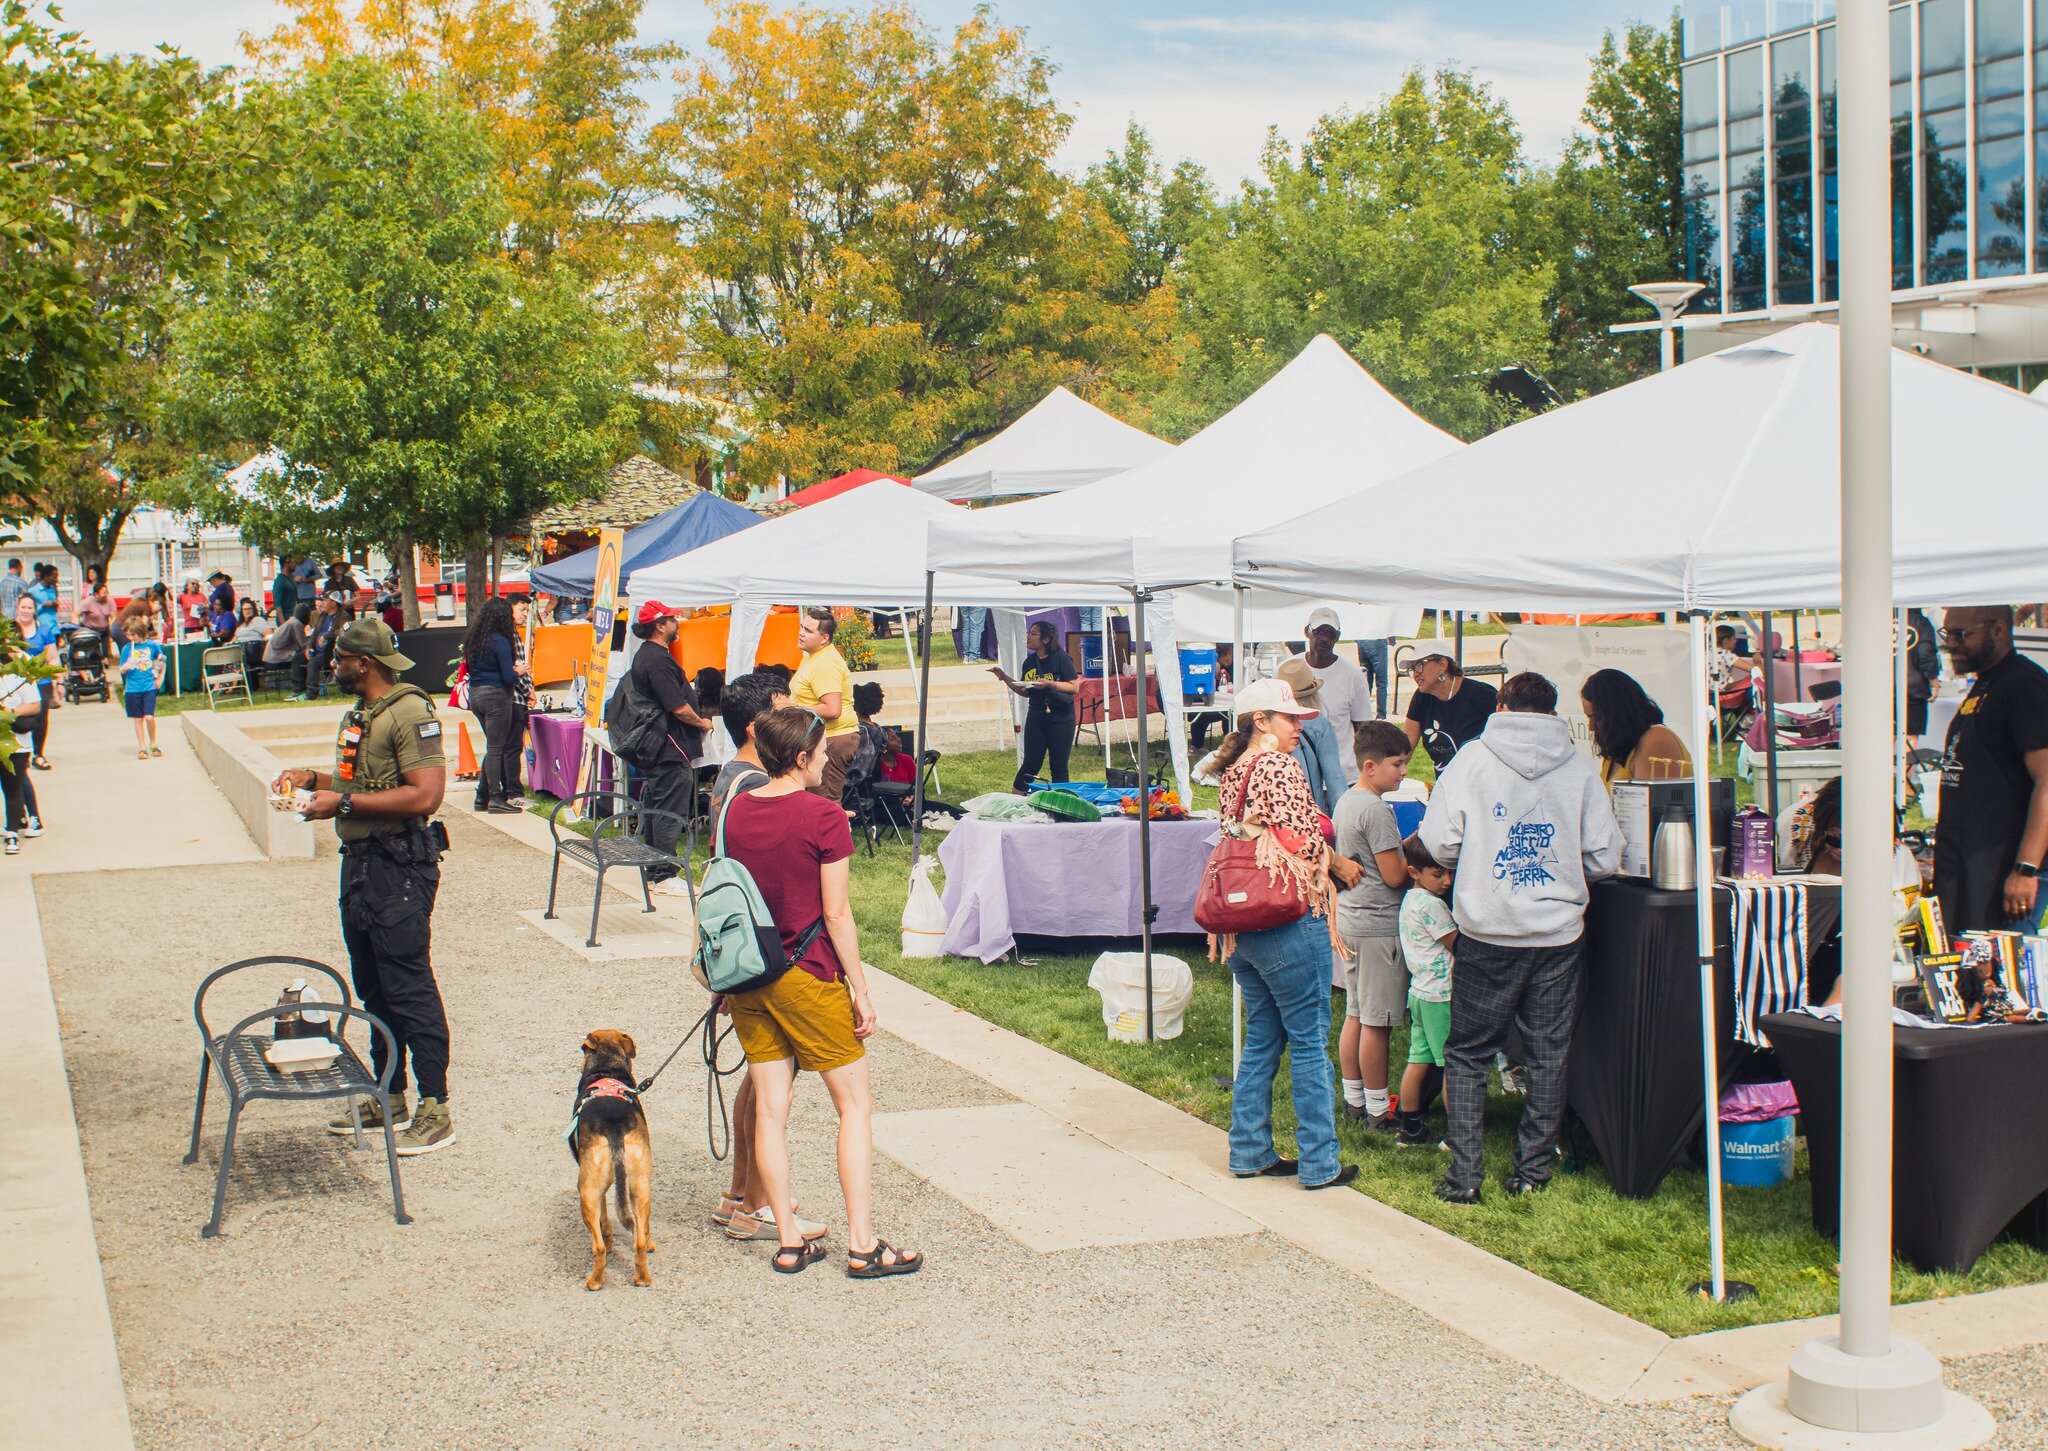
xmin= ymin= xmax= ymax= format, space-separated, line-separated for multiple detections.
xmin=1627 ymin=281 xmax=1706 ymax=372
xmin=1731 ymin=3 xmax=1991 ymax=1445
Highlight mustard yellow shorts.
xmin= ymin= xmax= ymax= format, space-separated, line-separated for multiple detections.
xmin=728 ymin=967 xmax=865 ymax=1073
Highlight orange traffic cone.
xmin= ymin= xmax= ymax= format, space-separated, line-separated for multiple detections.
xmin=455 ymin=721 xmax=480 ymax=780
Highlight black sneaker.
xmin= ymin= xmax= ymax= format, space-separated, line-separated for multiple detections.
xmin=1232 ymin=1157 xmax=1299 ymax=1179
xmin=1303 ymin=1163 xmax=1360 ymax=1190
xmin=1504 ymin=1173 xmax=1549 ymax=1197
xmin=1362 ymin=1110 xmax=1399 ymax=1136
xmin=1395 ymin=1121 xmax=1442 ymax=1150
xmin=1341 ymin=1101 xmax=1367 ymax=1122
xmin=1434 ymin=1175 xmax=1481 ymax=1206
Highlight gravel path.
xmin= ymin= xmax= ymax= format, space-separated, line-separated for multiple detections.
xmin=32 ymin=814 xmax=1840 ymax=1448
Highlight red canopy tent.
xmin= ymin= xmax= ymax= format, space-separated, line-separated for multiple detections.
xmin=786 ymin=467 xmax=908 ymax=508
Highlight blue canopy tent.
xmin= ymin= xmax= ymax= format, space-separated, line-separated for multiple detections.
xmin=529 ymin=490 xmax=761 ymax=597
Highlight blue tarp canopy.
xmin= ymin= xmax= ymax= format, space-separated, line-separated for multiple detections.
xmin=529 ymin=491 xmax=761 ymax=597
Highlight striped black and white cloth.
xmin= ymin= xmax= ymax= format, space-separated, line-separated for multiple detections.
xmin=1730 ymin=882 xmax=1809 ymax=1045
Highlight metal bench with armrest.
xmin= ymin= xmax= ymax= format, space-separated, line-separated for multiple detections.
xmin=543 ymin=790 xmax=693 ymax=948
xmin=184 ymin=955 xmax=408 ymax=1237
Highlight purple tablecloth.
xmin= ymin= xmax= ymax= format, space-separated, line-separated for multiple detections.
xmin=527 ymin=712 xmax=615 ymax=799
xmin=936 ymin=816 xmax=1220 ymax=962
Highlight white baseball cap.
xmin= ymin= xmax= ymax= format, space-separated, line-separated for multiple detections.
xmin=1304 ymin=606 xmax=1342 ymax=636
xmin=1234 ymin=677 xmax=1319 ymax=719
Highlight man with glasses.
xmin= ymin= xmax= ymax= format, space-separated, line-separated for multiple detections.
xmin=1403 ymin=652 xmax=1498 ymax=775
xmin=1934 ymin=606 xmax=2048 ymax=933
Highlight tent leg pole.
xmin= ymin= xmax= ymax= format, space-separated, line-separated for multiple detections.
xmin=911 ymin=572 xmax=935 ymax=865
xmin=1230 ymin=582 xmax=1246 ymax=1081
xmin=1688 ymin=614 xmax=1732 ymax=1303
xmin=1134 ymin=587 xmax=1154 ymax=1044
xmin=1761 ymin=610 xmax=1780 ymax=844
xmin=1894 ymin=607 xmax=1909 ymax=812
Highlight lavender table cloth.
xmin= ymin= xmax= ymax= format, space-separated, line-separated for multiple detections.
xmin=937 ymin=816 xmax=1221 ymax=962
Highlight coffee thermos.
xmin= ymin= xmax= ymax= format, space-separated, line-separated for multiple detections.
xmin=1652 ymin=804 xmax=1696 ymax=892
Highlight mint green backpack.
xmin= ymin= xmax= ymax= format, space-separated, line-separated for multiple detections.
xmin=688 ymin=792 xmax=823 ymax=996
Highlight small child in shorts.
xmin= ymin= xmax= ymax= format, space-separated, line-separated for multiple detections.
xmin=117 ymin=634 xmax=165 ymax=758
xmin=1333 ymin=721 xmax=1417 ymax=1130
xmin=1395 ymin=835 xmax=1457 ymax=1149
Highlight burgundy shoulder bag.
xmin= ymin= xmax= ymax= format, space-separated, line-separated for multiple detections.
xmin=1193 ymin=753 xmax=1311 ymax=936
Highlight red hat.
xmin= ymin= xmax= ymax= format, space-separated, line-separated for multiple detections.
xmin=635 ymin=600 xmax=682 ymax=626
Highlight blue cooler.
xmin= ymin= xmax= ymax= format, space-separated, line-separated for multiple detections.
xmin=1720 ymin=1116 xmax=1795 ymax=1187
xmin=1178 ymin=646 xmax=1218 ymax=702
xmin=1080 ymin=635 xmax=1108 ymax=678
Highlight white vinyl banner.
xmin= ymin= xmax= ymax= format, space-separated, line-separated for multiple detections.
xmin=1501 ymin=626 xmax=1698 ymax=769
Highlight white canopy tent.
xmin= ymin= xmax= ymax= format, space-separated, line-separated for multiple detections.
xmin=927 ymin=333 xmax=1462 ymax=1041
xmin=1233 ymin=322 xmax=2048 ymax=613
xmin=912 ymin=385 xmax=1174 ymax=501
xmin=623 ymin=480 xmax=1189 ymax=798
xmin=1231 ymin=319 xmax=2048 ymax=1303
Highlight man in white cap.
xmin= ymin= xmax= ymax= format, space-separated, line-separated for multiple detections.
xmin=1302 ymin=606 xmax=1373 ymax=783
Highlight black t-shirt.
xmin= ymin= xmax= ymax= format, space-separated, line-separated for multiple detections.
xmin=629 ymin=642 xmax=703 ymax=764
xmin=1934 ymin=649 xmax=2048 ymax=932
xmin=1406 ymin=677 xmax=1498 ymax=772
xmin=1021 ymin=648 xmax=1078 ymax=724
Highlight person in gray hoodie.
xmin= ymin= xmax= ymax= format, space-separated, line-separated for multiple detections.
xmin=1418 ymin=671 xmax=1623 ymax=1204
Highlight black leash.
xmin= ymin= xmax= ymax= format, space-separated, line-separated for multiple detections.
xmin=635 ymin=997 xmax=749 ymax=1161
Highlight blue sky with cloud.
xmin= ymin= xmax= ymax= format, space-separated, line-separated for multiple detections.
xmin=57 ymin=1 xmax=1656 ymax=180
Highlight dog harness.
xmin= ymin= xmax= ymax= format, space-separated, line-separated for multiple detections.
xmin=564 ymin=1075 xmax=641 ymax=1161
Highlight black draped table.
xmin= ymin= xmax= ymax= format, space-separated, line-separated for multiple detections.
xmin=1568 ymin=878 xmax=1841 ymax=1199
xmin=1759 ymin=1012 xmax=2048 ymax=1273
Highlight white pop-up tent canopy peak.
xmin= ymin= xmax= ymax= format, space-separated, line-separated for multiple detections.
xmin=912 ymin=385 xmax=1173 ymax=501
xmin=1233 ymin=322 xmax=2048 ymax=614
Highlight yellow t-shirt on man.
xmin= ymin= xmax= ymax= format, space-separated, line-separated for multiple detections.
xmin=792 ymin=643 xmax=858 ymax=737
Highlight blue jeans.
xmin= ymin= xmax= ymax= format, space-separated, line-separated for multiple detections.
xmin=957 ymin=606 xmax=989 ymax=660
xmin=1356 ymin=637 xmax=1390 ymax=717
xmin=1228 ymin=913 xmax=1341 ymax=1184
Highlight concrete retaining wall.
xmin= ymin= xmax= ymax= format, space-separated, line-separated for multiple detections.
xmin=180 ymin=712 xmax=315 ymax=860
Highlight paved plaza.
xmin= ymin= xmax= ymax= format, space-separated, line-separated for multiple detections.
xmin=7 ymin=702 xmax=2047 ymax=1448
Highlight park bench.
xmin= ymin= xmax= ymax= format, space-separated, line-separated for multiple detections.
xmin=543 ymin=790 xmax=692 ymax=948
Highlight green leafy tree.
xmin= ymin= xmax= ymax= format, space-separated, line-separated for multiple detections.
xmin=1084 ymin=122 xmax=1216 ymax=305
xmin=164 ymin=60 xmax=637 ymax=627
xmin=1543 ymin=17 xmax=1683 ymax=397
xmin=659 ymin=1 xmax=1157 ymax=486
xmin=1177 ymin=68 xmax=1552 ymax=439
xmin=0 ymin=2 xmax=251 ymax=575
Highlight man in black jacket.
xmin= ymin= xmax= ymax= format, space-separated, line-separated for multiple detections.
xmin=628 ymin=602 xmax=714 ymax=894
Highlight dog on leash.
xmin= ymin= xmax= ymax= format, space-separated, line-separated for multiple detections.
xmin=571 ymin=1030 xmax=654 ymax=1290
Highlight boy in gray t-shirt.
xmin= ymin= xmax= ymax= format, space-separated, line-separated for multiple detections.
xmin=1333 ymin=720 xmax=1418 ymax=1129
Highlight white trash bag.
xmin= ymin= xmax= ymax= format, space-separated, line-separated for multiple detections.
xmin=1087 ymin=952 xmax=1193 ymax=1042
xmin=900 ymin=855 xmax=948 ymax=958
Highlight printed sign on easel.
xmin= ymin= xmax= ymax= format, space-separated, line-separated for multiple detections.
xmin=571 ymin=528 xmax=625 ymax=814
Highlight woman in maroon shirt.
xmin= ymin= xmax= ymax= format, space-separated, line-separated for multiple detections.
xmin=720 ymin=707 xmax=922 ymax=1278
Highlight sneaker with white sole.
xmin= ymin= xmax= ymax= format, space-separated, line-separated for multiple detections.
xmin=394 ymin=1097 xmax=454 ymax=1155
xmin=20 ymin=815 xmax=43 ymax=838
xmin=724 ymin=1204 xmax=829 ymax=1242
xmin=3 ymin=832 xmax=18 ymax=855
xmin=327 ymin=1092 xmax=411 ymax=1135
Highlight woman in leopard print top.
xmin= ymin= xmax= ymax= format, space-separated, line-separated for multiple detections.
xmin=1210 ymin=677 xmax=1363 ymax=1192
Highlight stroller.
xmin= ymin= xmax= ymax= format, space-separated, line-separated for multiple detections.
xmin=63 ymin=627 xmax=110 ymax=703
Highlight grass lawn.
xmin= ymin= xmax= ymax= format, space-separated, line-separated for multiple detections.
xmin=526 ymin=737 xmax=2045 ymax=1336
xmin=151 ymin=684 xmax=336 ymax=717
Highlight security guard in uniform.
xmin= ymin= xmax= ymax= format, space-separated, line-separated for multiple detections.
xmin=272 ymin=618 xmax=457 ymax=1155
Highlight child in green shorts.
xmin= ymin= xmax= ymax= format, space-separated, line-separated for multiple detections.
xmin=1395 ymin=835 xmax=1457 ymax=1149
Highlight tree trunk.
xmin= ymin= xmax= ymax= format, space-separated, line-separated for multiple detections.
xmin=396 ymin=531 xmax=423 ymax=632
xmin=462 ymin=540 xmax=489 ymax=622
xmin=489 ymin=534 xmax=502 ymax=598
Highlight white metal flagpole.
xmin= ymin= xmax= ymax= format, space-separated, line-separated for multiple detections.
xmin=1736 ymin=0 xmax=1985 ymax=1441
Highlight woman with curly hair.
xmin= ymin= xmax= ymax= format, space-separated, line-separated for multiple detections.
xmin=462 ymin=596 xmax=526 ymax=812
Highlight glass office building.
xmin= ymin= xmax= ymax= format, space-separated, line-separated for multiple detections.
xmin=1680 ymin=1 xmax=2048 ymax=383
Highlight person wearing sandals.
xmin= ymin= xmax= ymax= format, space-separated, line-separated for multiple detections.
xmin=1211 ymin=677 xmax=1364 ymax=1192
xmin=719 ymin=706 xmax=922 ymax=1279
